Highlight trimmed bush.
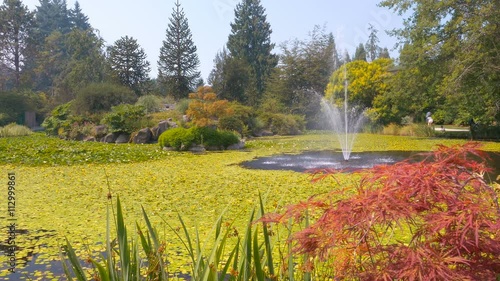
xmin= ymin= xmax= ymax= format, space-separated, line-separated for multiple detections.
xmin=158 ymin=126 xmax=240 ymax=150
xmin=158 ymin=127 xmax=196 ymax=150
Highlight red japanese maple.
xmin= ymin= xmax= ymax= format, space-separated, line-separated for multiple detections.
xmin=265 ymin=142 xmax=500 ymax=280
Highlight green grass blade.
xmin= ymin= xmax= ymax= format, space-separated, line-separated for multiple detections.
xmin=90 ymin=258 xmax=110 ymax=281
xmin=106 ymin=200 xmax=117 ymax=281
xmin=116 ymin=196 xmax=130 ymax=281
xmin=303 ymin=210 xmax=311 ymax=281
xmin=219 ymin=241 xmax=238 ymax=281
xmin=253 ymin=230 xmax=265 ymax=281
xmin=259 ymin=193 xmax=275 ymax=277
xmin=64 ymin=238 xmax=88 ymax=281
xmin=287 ymin=218 xmax=294 ymax=281
xmin=239 ymin=208 xmax=255 ymax=281
xmin=230 ymin=237 xmax=240 ymax=281
xmin=59 ymin=250 xmax=74 ymax=281
xmin=141 ymin=205 xmax=168 ymax=280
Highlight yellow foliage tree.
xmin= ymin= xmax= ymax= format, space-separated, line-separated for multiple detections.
xmin=186 ymin=86 xmax=233 ymax=127
xmin=325 ymin=58 xmax=393 ymax=109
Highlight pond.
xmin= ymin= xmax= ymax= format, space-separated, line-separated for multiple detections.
xmin=241 ymin=150 xmax=500 ymax=180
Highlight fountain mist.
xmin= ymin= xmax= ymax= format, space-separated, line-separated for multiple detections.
xmin=321 ymin=65 xmax=365 ymax=160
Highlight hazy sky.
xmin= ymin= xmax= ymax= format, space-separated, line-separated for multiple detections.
xmin=21 ymin=0 xmax=404 ymax=81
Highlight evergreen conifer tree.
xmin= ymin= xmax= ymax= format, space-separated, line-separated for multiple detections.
xmin=365 ymin=24 xmax=380 ymax=62
xmin=157 ymin=0 xmax=200 ymax=99
xmin=70 ymin=1 xmax=91 ymax=30
xmin=108 ymin=36 xmax=151 ymax=95
xmin=227 ymin=0 xmax=277 ymax=105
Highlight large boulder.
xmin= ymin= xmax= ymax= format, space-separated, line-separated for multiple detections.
xmin=83 ymin=136 xmax=96 ymax=142
xmin=133 ymin=128 xmax=152 ymax=144
xmin=227 ymin=140 xmax=245 ymax=150
xmin=93 ymin=125 xmax=108 ymax=138
xmin=102 ymin=133 xmax=119 ymax=143
xmin=115 ymin=133 xmax=131 ymax=144
xmin=151 ymin=121 xmax=170 ymax=141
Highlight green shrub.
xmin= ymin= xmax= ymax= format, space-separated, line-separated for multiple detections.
xmin=0 ymin=91 xmax=34 ymax=126
xmin=381 ymin=123 xmax=400 ymax=135
xmin=218 ymin=130 xmax=240 ymax=147
xmin=101 ymin=104 xmax=147 ymax=134
xmin=413 ymin=123 xmax=435 ymax=137
xmin=136 ymin=94 xmax=164 ymax=113
xmin=72 ymin=82 xmax=137 ymax=114
xmin=158 ymin=126 xmax=240 ymax=150
xmin=471 ymin=125 xmax=500 ymax=140
xmin=158 ymin=127 xmax=196 ymax=150
xmin=176 ymin=98 xmax=190 ymax=115
xmin=218 ymin=115 xmax=244 ymax=135
xmin=259 ymin=113 xmax=305 ymax=135
xmin=0 ymin=123 xmax=32 ymax=137
xmin=149 ymin=111 xmax=182 ymax=125
xmin=42 ymin=102 xmax=74 ymax=136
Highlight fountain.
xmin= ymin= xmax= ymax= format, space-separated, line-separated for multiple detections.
xmin=321 ymin=64 xmax=365 ymax=160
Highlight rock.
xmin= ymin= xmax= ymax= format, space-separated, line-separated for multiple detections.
xmin=102 ymin=133 xmax=119 ymax=143
xmin=83 ymin=136 xmax=96 ymax=142
xmin=205 ymin=145 xmax=223 ymax=151
xmin=151 ymin=121 xmax=170 ymax=141
xmin=227 ymin=140 xmax=245 ymax=150
xmin=167 ymin=120 xmax=178 ymax=128
xmin=115 ymin=133 xmax=131 ymax=144
xmin=189 ymin=144 xmax=206 ymax=153
xmin=133 ymin=128 xmax=152 ymax=144
xmin=260 ymin=130 xmax=274 ymax=137
xmin=182 ymin=115 xmax=190 ymax=123
xmin=93 ymin=125 xmax=108 ymax=138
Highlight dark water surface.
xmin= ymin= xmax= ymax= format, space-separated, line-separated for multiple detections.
xmin=241 ymin=150 xmax=500 ymax=179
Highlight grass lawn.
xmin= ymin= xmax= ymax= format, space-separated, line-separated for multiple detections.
xmin=0 ymin=132 xmax=499 ymax=279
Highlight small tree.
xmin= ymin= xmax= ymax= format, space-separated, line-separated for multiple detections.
xmin=264 ymin=143 xmax=500 ymax=280
xmin=186 ymin=86 xmax=232 ymax=127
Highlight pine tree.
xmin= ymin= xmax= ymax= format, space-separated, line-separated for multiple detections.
xmin=108 ymin=36 xmax=151 ymax=95
xmin=365 ymin=24 xmax=380 ymax=62
xmin=70 ymin=1 xmax=91 ymax=30
xmin=0 ymin=0 xmax=35 ymax=88
xmin=227 ymin=0 xmax=277 ymax=105
xmin=353 ymin=43 xmax=367 ymax=61
xmin=34 ymin=0 xmax=72 ymax=38
xmin=157 ymin=0 xmax=200 ymax=99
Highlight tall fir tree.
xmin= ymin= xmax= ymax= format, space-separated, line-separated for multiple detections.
xmin=69 ymin=1 xmax=91 ymax=30
xmin=365 ymin=24 xmax=380 ymax=62
xmin=157 ymin=0 xmax=200 ymax=99
xmin=34 ymin=0 xmax=71 ymax=38
xmin=108 ymin=36 xmax=151 ymax=95
xmin=0 ymin=0 xmax=35 ymax=88
xmin=227 ymin=0 xmax=277 ymax=105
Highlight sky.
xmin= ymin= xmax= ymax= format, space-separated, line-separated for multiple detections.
xmin=21 ymin=0 xmax=405 ymax=81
